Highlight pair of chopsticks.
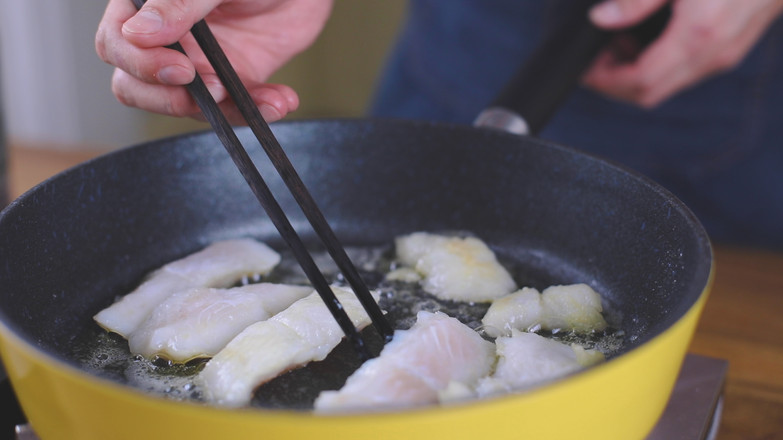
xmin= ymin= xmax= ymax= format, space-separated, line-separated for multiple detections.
xmin=130 ymin=0 xmax=393 ymax=359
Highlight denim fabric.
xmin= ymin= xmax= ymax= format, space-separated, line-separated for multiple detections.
xmin=370 ymin=0 xmax=783 ymax=250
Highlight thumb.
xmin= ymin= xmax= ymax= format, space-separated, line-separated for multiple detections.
xmin=122 ymin=0 xmax=223 ymax=47
xmin=590 ymin=0 xmax=669 ymax=29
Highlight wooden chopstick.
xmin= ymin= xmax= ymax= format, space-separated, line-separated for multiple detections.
xmin=189 ymin=21 xmax=394 ymax=344
xmin=130 ymin=0 xmax=392 ymax=359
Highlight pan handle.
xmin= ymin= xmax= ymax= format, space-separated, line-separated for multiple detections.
xmin=475 ymin=1 xmax=671 ymax=136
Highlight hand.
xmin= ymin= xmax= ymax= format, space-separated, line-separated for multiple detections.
xmin=583 ymin=0 xmax=783 ymax=108
xmin=95 ymin=0 xmax=333 ymax=123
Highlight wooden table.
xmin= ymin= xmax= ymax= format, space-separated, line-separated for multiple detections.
xmin=4 ymin=144 xmax=783 ymax=440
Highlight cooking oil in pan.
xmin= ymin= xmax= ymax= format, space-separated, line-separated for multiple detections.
xmin=75 ymin=243 xmax=624 ymax=409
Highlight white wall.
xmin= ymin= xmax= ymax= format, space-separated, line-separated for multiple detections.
xmin=1 ymin=0 xmax=148 ymax=150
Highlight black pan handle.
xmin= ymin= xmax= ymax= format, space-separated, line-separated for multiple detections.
xmin=475 ymin=1 xmax=671 ymax=135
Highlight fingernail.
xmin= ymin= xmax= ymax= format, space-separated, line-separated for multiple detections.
xmin=204 ymin=80 xmax=226 ymax=102
xmin=590 ymin=1 xmax=623 ymax=25
xmin=260 ymin=104 xmax=283 ymax=122
xmin=157 ymin=65 xmax=193 ymax=85
xmin=124 ymin=9 xmax=163 ymax=35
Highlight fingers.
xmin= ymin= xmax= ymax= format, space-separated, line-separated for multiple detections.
xmin=583 ymin=0 xmax=783 ymax=107
xmin=212 ymin=83 xmax=301 ymax=124
xmin=584 ymin=21 xmax=725 ymax=108
xmin=582 ymin=36 xmax=685 ymax=107
xmin=121 ymin=0 xmax=225 ymax=47
xmin=112 ymin=67 xmax=299 ymax=123
xmin=590 ymin=0 xmax=669 ymax=29
xmin=96 ymin=0 xmax=199 ymax=87
xmin=111 ymin=68 xmax=216 ymax=117
xmin=96 ymin=0 xmax=325 ymax=123
xmin=254 ymin=84 xmax=301 ymax=121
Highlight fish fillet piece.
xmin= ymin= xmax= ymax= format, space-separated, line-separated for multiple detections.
xmin=395 ymin=232 xmax=517 ymax=302
xmin=198 ymin=286 xmax=380 ymax=407
xmin=128 ymin=283 xmax=312 ymax=362
xmin=481 ymin=283 xmax=607 ymax=338
xmin=475 ymin=330 xmax=604 ymax=397
xmin=314 ymin=311 xmax=495 ymax=412
xmin=94 ymin=239 xmax=281 ymax=337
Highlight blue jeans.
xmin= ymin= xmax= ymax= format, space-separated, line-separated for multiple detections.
xmin=370 ymin=0 xmax=783 ymax=250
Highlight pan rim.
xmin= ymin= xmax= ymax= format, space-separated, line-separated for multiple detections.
xmin=0 ymin=117 xmax=713 ymax=422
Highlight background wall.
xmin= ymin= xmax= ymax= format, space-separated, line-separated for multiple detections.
xmin=0 ymin=0 xmax=406 ymax=150
xmin=0 ymin=0 xmax=143 ymax=149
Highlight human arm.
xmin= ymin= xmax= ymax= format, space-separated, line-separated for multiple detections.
xmin=95 ymin=0 xmax=334 ymax=123
xmin=584 ymin=0 xmax=783 ymax=108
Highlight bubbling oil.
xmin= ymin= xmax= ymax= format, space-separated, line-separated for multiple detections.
xmin=76 ymin=241 xmax=624 ymax=409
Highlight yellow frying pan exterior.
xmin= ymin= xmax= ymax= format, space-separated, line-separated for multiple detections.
xmin=0 ymin=121 xmax=715 ymax=440
xmin=0 ymin=276 xmax=711 ymax=440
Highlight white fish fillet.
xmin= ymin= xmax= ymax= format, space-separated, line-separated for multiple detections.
xmin=475 ymin=330 xmax=604 ymax=397
xmin=314 ymin=311 xmax=495 ymax=412
xmin=128 ymin=283 xmax=313 ymax=362
xmin=94 ymin=239 xmax=281 ymax=337
xmin=481 ymin=284 xmax=607 ymax=338
xmin=198 ymin=286 xmax=380 ymax=407
xmin=395 ymin=232 xmax=517 ymax=302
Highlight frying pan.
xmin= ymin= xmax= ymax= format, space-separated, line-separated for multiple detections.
xmin=0 ymin=3 xmax=710 ymax=440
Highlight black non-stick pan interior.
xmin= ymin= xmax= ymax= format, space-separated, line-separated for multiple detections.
xmin=0 ymin=119 xmax=711 ymax=380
